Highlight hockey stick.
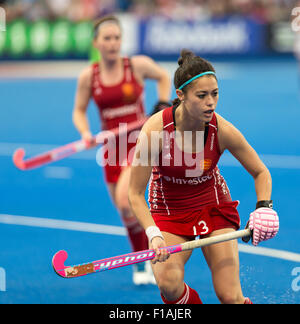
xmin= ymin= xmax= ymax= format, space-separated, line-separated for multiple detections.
xmin=52 ymin=228 xmax=251 ymax=278
xmin=13 ymin=117 xmax=148 ymax=170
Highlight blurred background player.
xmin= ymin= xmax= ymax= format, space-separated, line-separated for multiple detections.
xmin=72 ymin=15 xmax=171 ymax=285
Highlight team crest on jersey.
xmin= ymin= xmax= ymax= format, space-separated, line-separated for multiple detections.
xmin=200 ymin=159 xmax=212 ymax=171
xmin=122 ymin=83 xmax=135 ymax=102
xmin=95 ymin=87 xmax=102 ymax=96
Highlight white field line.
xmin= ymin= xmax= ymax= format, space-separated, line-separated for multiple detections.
xmin=0 ymin=214 xmax=126 ymax=236
xmin=0 ymin=213 xmax=299 ymax=263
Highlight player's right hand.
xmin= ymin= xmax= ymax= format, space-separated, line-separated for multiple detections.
xmin=150 ymin=236 xmax=170 ymax=264
xmin=81 ymin=130 xmax=95 ymax=146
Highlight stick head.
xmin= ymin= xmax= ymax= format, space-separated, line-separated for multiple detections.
xmin=52 ymin=250 xmax=69 ymax=278
xmin=52 ymin=250 xmax=95 ymax=278
xmin=12 ymin=148 xmax=26 ymax=170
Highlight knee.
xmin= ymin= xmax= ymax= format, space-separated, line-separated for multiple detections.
xmin=115 ymin=168 xmax=131 ymax=211
xmin=115 ymin=189 xmax=132 ymax=219
xmin=116 ymin=199 xmax=141 ymax=230
xmin=155 ymin=264 xmax=184 ymax=299
xmin=216 ymin=290 xmax=244 ymax=304
xmin=118 ymin=207 xmax=140 ymax=230
xmin=115 ymin=190 xmax=130 ymax=212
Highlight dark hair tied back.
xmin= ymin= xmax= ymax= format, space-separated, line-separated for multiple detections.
xmin=174 ymin=49 xmax=216 ymax=91
xmin=177 ymin=49 xmax=195 ymax=67
xmin=172 ymin=49 xmax=216 ymax=107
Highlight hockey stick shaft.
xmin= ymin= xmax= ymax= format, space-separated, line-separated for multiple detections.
xmin=13 ymin=117 xmax=147 ymax=170
xmin=52 ymin=229 xmax=251 ymax=278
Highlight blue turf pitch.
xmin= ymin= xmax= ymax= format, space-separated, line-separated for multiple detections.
xmin=0 ymin=57 xmax=300 ymax=304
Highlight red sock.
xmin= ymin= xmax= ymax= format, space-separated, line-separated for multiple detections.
xmin=123 ymin=215 xmax=148 ymax=252
xmin=161 ymin=283 xmax=203 ymax=304
xmin=244 ymin=297 xmax=253 ymax=304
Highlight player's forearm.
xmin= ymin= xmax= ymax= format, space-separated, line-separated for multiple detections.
xmin=72 ymin=109 xmax=91 ymax=136
xmin=128 ymin=192 xmax=156 ymax=230
xmin=157 ymin=72 xmax=171 ymax=103
xmin=253 ymin=168 xmax=272 ymax=201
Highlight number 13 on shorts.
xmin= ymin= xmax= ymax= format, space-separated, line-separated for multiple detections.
xmin=193 ymin=216 xmax=212 ymax=236
xmin=198 ymin=220 xmax=210 ymax=235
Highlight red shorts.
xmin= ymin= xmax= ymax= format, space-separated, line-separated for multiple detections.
xmin=152 ymin=201 xmax=240 ymax=238
xmin=102 ymin=139 xmax=136 ymax=184
xmin=103 ymin=164 xmax=124 ymax=184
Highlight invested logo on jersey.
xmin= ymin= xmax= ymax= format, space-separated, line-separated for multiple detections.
xmin=122 ymin=83 xmax=135 ymax=102
xmin=163 ymin=173 xmax=213 ymax=185
xmin=200 ymin=159 xmax=212 ymax=171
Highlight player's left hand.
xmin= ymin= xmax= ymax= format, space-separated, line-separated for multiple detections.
xmin=247 ymin=207 xmax=279 ymax=246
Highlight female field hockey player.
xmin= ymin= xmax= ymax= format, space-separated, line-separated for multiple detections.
xmin=128 ymin=49 xmax=279 ymax=303
xmin=72 ymin=15 xmax=171 ymax=285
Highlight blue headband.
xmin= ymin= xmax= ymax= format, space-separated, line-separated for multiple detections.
xmin=178 ymin=71 xmax=216 ymax=90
